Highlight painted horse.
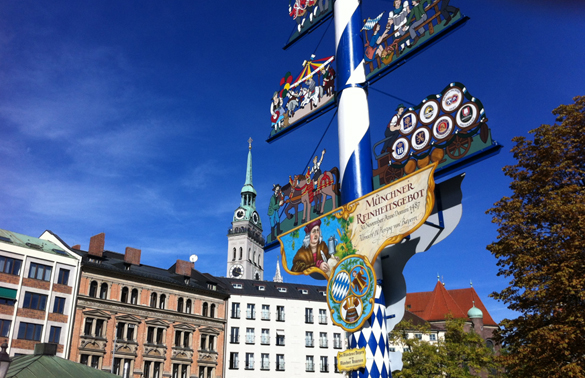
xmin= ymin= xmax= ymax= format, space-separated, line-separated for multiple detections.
xmin=289 ymin=167 xmax=340 ymax=223
xmin=309 ymin=167 xmax=340 ymax=215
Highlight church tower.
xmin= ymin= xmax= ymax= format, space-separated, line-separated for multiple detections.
xmin=227 ymin=138 xmax=265 ymax=280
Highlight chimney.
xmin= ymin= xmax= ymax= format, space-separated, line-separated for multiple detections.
xmin=88 ymin=233 xmax=105 ymax=257
xmin=72 ymin=244 xmax=81 ymax=250
xmin=124 ymin=247 xmax=141 ymax=265
xmin=175 ymin=259 xmax=194 ymax=276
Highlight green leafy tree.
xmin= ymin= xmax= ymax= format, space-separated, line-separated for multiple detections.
xmin=486 ymin=96 xmax=585 ymax=377
xmin=390 ymin=318 xmax=500 ymax=378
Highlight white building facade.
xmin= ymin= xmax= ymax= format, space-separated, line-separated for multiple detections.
xmin=218 ymin=278 xmax=345 ymax=378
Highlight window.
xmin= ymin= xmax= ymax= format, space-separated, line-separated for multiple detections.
xmin=48 ymin=326 xmax=61 ymax=343
xmin=333 ymin=333 xmax=342 ymax=349
xmin=232 ymin=283 xmax=242 ymax=289
xmin=99 ymin=283 xmax=108 ymax=299
xmin=23 ymin=292 xmax=48 ymax=311
xmin=276 ymin=354 xmax=285 ymax=371
xmin=210 ymin=304 xmax=215 ymax=318
xmin=389 ymin=347 xmax=396 ymax=352
xmin=277 ymin=287 xmax=287 ymax=293
xmin=53 ymin=296 xmax=66 ymax=314
xmin=113 ymin=358 xmax=132 ymax=378
xmin=245 ymin=353 xmax=254 ymax=370
xmin=306 ymin=331 xmax=314 ymax=347
xmin=306 ymin=356 xmax=314 ymax=372
xmin=202 ymin=302 xmax=208 ymax=317
xmin=232 ymin=248 xmax=236 ymax=261
xmin=415 ymin=333 xmax=422 ymax=340
xmin=320 ymin=332 xmax=328 ymax=348
xmin=0 ymin=320 xmax=11 ymax=337
xmin=81 ymin=354 xmax=101 ymax=369
xmin=277 ymin=305 xmax=285 ymax=321
xmin=126 ymin=324 xmax=136 ymax=341
xmin=319 ymin=309 xmax=327 ymax=324
xmin=0 ymin=256 xmax=22 ymax=275
xmin=95 ymin=319 xmax=105 ymax=337
xmin=185 ymin=299 xmax=192 ymax=313
xmin=28 ymin=262 xmax=52 ymax=281
xmin=257 ymin=285 xmax=265 ymax=291
xmin=89 ymin=281 xmax=98 ymax=297
xmin=229 ymin=352 xmax=239 ymax=369
xmin=305 ymin=308 xmax=313 ymax=323
xmin=121 ymin=288 xmax=129 ymax=303
xmin=320 ymin=356 xmax=328 ymax=372
xmin=231 ymin=302 xmax=240 ymax=318
xmin=147 ymin=327 xmax=164 ymax=344
xmin=131 ymin=289 xmax=138 ymax=305
xmin=276 ymin=332 xmax=285 ymax=346
xmin=430 ymin=334 xmax=437 ymax=341
xmin=245 ymin=328 xmax=255 ymax=344
xmin=172 ymin=363 xmax=189 ymax=378
xmin=159 ymin=294 xmax=166 ymax=309
xmin=246 ymin=303 xmax=255 ymax=319
xmin=150 ymin=293 xmax=157 ymax=308
xmin=17 ymin=322 xmax=42 ymax=341
xmin=84 ymin=318 xmax=93 ymax=336
xmin=177 ymin=298 xmax=184 ymax=312
xmin=0 ymin=297 xmax=15 ymax=306
xmin=300 ymin=289 xmax=308 ymax=294
xmin=117 ymin=323 xmax=126 ymax=339
xmin=230 ymin=327 xmax=239 ymax=344
xmin=334 ymin=357 xmax=339 ymax=373
xmin=261 ymin=304 xmax=270 ymax=320
xmin=57 ymin=269 xmax=70 ymax=285
xmin=261 ymin=329 xmax=269 ymax=345
xmin=207 ymin=335 xmax=216 ymax=351
xmin=261 ymin=353 xmax=269 ymax=370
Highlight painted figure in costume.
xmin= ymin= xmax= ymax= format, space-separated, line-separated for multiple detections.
xmin=291 ymin=219 xmax=331 ymax=274
xmin=440 ymin=0 xmax=459 ymax=25
xmin=388 ymin=0 xmax=411 ymax=51
xmin=404 ymin=0 xmax=431 ymax=47
xmin=351 ymin=268 xmax=367 ymax=294
xmin=271 ymin=91 xmax=285 ymax=131
xmin=268 ymin=184 xmax=285 ymax=240
xmin=321 ymin=65 xmax=336 ymax=96
xmin=382 ymin=104 xmax=406 ymax=153
xmin=364 ymin=23 xmax=391 ymax=63
xmin=309 ymin=149 xmax=326 ymax=190
xmin=342 ymin=296 xmax=361 ymax=323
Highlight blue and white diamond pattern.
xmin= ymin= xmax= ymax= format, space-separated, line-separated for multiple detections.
xmin=331 ymin=271 xmax=350 ymax=302
xmin=350 ymin=281 xmax=391 ymax=378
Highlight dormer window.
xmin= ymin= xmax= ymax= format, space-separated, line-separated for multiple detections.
xmin=300 ymin=289 xmax=308 ymax=295
xmin=258 ymin=286 xmax=265 ymax=291
xmin=277 ymin=287 xmax=287 ymax=293
xmin=233 ymin=284 xmax=243 ymax=289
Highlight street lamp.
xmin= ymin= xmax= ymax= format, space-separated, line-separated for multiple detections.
xmin=0 ymin=340 xmax=12 ymax=378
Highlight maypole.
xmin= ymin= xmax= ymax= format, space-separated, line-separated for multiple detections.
xmin=334 ymin=1 xmax=390 ymax=377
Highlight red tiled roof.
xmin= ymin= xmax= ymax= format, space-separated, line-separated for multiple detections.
xmin=405 ymin=281 xmax=497 ymax=326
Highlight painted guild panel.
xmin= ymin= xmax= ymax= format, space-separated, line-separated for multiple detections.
xmin=285 ymin=0 xmax=334 ymax=49
xmin=362 ymin=1 xmax=468 ymax=83
xmin=372 ymin=82 xmax=497 ymax=189
xmin=267 ymin=56 xmax=336 ymax=142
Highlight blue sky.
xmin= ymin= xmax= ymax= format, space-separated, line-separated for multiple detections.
xmin=0 ymin=0 xmax=583 ymax=323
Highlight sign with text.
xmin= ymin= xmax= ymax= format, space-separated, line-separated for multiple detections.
xmin=277 ymin=163 xmax=436 ymax=279
xmin=337 ymin=348 xmax=367 ymax=372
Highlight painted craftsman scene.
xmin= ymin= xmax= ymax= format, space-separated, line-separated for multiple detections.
xmin=372 ymin=82 xmax=496 ymax=189
xmin=278 ymin=212 xmax=354 ymax=280
xmin=362 ymin=0 xmax=464 ymax=80
xmin=266 ymin=149 xmax=340 ymax=245
xmin=287 ymin=0 xmax=333 ymax=47
xmin=268 ymin=56 xmax=336 ymax=141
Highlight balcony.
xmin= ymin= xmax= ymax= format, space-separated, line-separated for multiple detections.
xmin=245 ymin=335 xmax=255 ymax=344
xmin=305 ymin=338 xmax=314 ymax=347
xmin=261 ymin=362 xmax=270 ymax=370
xmin=305 ymin=315 xmax=313 ymax=324
xmin=230 ymin=335 xmax=240 ymax=344
xmin=318 ymin=315 xmax=327 ymax=324
xmin=320 ymin=339 xmax=328 ymax=348
xmin=333 ymin=339 xmax=342 ymax=349
xmin=246 ymin=311 xmax=256 ymax=320
xmin=261 ymin=311 xmax=270 ymax=320
xmin=320 ymin=364 xmax=329 ymax=373
xmin=261 ymin=336 xmax=270 ymax=345
xmin=277 ymin=313 xmax=285 ymax=322
xmin=276 ymin=362 xmax=285 ymax=371
xmin=306 ymin=363 xmax=315 ymax=372
xmin=245 ymin=362 xmax=254 ymax=370
xmin=231 ymin=310 xmax=240 ymax=319
xmin=229 ymin=360 xmax=239 ymax=369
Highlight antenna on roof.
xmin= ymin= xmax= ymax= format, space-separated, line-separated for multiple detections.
xmin=470 ymin=280 xmax=473 ymax=288
xmin=190 ymin=254 xmax=198 ymax=267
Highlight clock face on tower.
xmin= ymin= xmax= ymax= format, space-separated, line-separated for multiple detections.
xmin=235 ymin=209 xmax=245 ymax=220
xmin=230 ymin=264 xmax=244 ymax=278
xmin=252 ymin=211 xmax=259 ymax=225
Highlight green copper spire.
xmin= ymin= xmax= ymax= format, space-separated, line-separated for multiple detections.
xmin=241 ymin=137 xmax=256 ymax=196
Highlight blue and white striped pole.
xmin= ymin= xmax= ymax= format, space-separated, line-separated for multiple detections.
xmin=334 ymin=1 xmax=391 ymax=377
